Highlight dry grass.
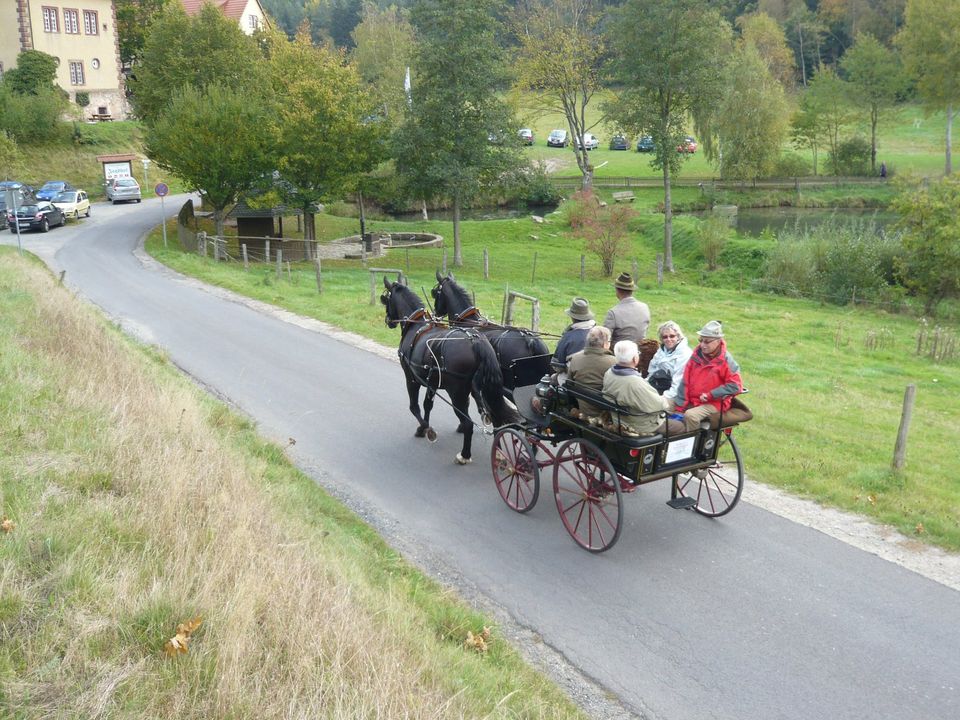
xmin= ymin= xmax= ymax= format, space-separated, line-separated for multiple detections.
xmin=0 ymin=252 xmax=584 ymax=719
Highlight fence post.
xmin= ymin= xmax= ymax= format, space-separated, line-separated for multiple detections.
xmin=241 ymin=243 xmax=249 ymax=271
xmin=531 ymin=299 xmax=540 ymax=332
xmin=656 ymin=254 xmax=663 ymax=287
xmin=199 ymin=231 xmax=207 ymax=257
xmin=483 ymin=248 xmax=489 ymax=280
xmin=406 ymin=248 xmax=410 ymax=273
xmin=265 ymin=239 xmax=271 ymax=264
xmin=580 ymin=254 xmax=586 ymax=282
xmin=892 ymin=384 xmax=916 ymax=471
xmin=531 ymin=251 xmax=538 ymax=283
xmin=315 ymin=256 xmax=323 ymax=293
xmin=631 ymin=258 xmax=638 ymax=280
xmin=442 ymin=248 xmax=447 ymax=275
xmin=286 ymin=260 xmax=291 ymax=281
xmin=276 ymin=249 xmax=282 ymax=280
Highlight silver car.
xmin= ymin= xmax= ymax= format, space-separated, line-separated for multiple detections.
xmin=105 ymin=177 xmax=142 ymax=204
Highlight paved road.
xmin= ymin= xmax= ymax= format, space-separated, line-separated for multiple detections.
xmin=5 ymin=198 xmax=958 ymax=720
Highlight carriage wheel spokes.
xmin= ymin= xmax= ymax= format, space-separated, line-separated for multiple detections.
xmin=491 ymin=428 xmax=540 ymax=513
xmin=553 ymin=439 xmax=623 ymax=552
xmin=672 ymin=433 xmax=744 ymax=517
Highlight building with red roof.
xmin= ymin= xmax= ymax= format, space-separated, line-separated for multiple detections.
xmin=181 ymin=0 xmax=270 ymax=34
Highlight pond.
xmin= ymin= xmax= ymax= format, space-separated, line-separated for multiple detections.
xmin=721 ymin=207 xmax=899 ymax=238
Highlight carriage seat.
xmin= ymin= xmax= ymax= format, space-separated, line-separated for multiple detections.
xmin=563 ymin=380 xmax=667 ymax=443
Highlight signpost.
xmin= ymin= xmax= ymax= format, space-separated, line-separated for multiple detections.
xmin=4 ymin=189 xmax=23 ymax=256
xmin=155 ymin=182 xmax=169 ymax=248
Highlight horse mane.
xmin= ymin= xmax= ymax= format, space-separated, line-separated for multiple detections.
xmin=445 ymin=278 xmax=473 ymax=309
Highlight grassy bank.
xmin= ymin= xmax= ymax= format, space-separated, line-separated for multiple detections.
xmin=0 ymin=249 xmax=586 ymax=718
xmin=148 ymin=208 xmax=960 ymax=552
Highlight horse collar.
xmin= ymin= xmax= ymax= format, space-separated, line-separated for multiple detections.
xmin=454 ymin=306 xmax=481 ymax=323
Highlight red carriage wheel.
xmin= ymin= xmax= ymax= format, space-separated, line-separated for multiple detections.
xmin=672 ymin=433 xmax=744 ymax=517
xmin=552 ymin=439 xmax=623 ymax=552
xmin=491 ymin=427 xmax=540 ymax=513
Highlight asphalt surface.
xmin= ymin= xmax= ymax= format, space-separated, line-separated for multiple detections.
xmin=4 ymin=198 xmax=958 ymax=720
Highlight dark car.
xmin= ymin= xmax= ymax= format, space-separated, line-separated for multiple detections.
xmin=636 ymin=135 xmax=655 ymax=152
xmin=547 ymin=129 xmax=569 ymax=147
xmin=7 ymin=200 xmax=65 ymax=232
xmin=518 ymin=128 xmax=535 ymax=145
xmin=609 ymin=134 xmax=629 ymax=151
xmin=36 ymin=180 xmax=75 ymax=201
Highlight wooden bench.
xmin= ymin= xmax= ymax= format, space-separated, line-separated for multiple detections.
xmin=612 ymin=191 xmax=635 ymax=203
xmin=89 ymin=113 xmax=113 ymax=122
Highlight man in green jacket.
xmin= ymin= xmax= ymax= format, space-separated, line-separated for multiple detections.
xmin=602 ymin=340 xmax=684 ymax=436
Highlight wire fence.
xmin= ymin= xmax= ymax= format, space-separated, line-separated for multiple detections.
xmin=550 ymin=175 xmax=887 ymax=191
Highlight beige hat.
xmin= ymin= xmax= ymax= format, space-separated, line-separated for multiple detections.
xmin=565 ymin=297 xmax=594 ymax=322
xmin=697 ymin=320 xmax=724 ymax=338
xmin=614 ymin=272 xmax=636 ymax=291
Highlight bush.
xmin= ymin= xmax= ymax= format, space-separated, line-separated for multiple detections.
xmin=831 ymin=136 xmax=872 ymax=176
xmin=699 ymin=214 xmax=731 ymax=271
xmin=562 ymin=190 xmax=597 ymax=232
xmin=512 ymin=160 xmax=562 ymax=207
xmin=0 ymin=85 xmax=65 ymax=143
xmin=75 ymin=91 xmax=90 ymax=108
xmin=772 ymin=152 xmax=810 ymax=177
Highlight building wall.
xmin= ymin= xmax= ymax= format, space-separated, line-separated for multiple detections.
xmin=0 ymin=0 xmax=127 ymax=118
xmin=237 ymin=0 xmax=267 ymax=35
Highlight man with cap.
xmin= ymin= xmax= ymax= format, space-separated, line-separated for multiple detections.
xmin=602 ymin=340 xmax=684 ymax=436
xmin=603 ymin=272 xmax=651 ymax=345
xmin=674 ymin=320 xmax=753 ymax=432
xmin=551 ymin=297 xmax=596 ymax=370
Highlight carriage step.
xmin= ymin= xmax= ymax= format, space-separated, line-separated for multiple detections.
xmin=666 ymin=497 xmax=698 ymax=510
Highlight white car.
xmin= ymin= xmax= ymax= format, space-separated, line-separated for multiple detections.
xmin=105 ymin=177 xmax=142 ymax=204
xmin=52 ymin=189 xmax=91 ymax=220
xmin=575 ymin=133 xmax=599 ymax=150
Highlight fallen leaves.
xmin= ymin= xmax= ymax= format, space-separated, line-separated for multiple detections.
xmin=1 ymin=517 xmax=14 ymax=534
xmin=164 ymin=616 xmax=203 ymax=658
xmin=915 ymin=522 xmax=925 ymax=535
xmin=464 ymin=626 xmax=491 ymax=654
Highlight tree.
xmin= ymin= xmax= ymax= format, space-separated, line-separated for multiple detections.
xmin=803 ymin=65 xmax=855 ymax=176
xmin=897 ymin=0 xmax=960 ymax=175
xmin=350 ymin=3 xmax=415 ymax=126
xmin=394 ymin=0 xmax=520 ymax=267
xmin=130 ymin=4 xmax=265 ymax=124
xmin=841 ymin=33 xmax=904 ymax=174
xmin=265 ymin=29 xmax=384 ymax=242
xmin=511 ymin=0 xmax=606 ymax=190
xmin=891 ymin=176 xmax=960 ymax=314
xmin=115 ymin=0 xmax=170 ymax=67
xmin=0 ymin=83 xmax=65 ymax=144
xmin=716 ymin=43 xmax=790 ymax=179
xmin=606 ymin=0 xmax=732 ymax=272
xmin=737 ymin=11 xmax=796 ymax=90
xmin=146 ymin=83 xmax=275 ymax=237
xmin=4 ymin=50 xmax=59 ymax=95
xmin=790 ymin=97 xmax=826 ymax=175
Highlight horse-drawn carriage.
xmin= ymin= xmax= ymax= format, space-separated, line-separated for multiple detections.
xmin=492 ymin=356 xmax=745 ymax=553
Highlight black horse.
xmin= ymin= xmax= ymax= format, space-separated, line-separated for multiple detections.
xmin=431 ymin=271 xmax=552 ymax=393
xmin=381 ymin=277 xmax=518 ymax=465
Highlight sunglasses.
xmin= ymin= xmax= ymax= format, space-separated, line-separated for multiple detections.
xmin=661 ymin=333 xmax=678 ymax=339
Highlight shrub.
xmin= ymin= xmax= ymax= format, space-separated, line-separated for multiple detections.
xmin=0 ymin=85 xmax=65 ymax=143
xmin=699 ymin=214 xmax=731 ymax=271
xmin=514 ymin=160 xmax=562 ymax=207
xmin=831 ymin=136 xmax=872 ymax=176
xmin=75 ymin=91 xmax=90 ymax=108
xmin=563 ymin=190 xmax=597 ymax=232
xmin=772 ymin=151 xmax=810 ymax=177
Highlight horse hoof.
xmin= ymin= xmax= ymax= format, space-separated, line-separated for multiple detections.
xmin=426 ymin=427 xmax=438 ymax=443
xmin=455 ymin=453 xmax=472 ymax=465
xmin=414 ymin=427 xmax=427 ymax=438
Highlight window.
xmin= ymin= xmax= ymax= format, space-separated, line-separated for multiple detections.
xmin=248 ymin=14 xmax=259 ymax=30
xmin=69 ymin=61 xmax=85 ymax=86
xmin=83 ymin=10 xmax=98 ymax=35
xmin=42 ymin=7 xmax=59 ymax=33
xmin=64 ymin=9 xmax=79 ymax=34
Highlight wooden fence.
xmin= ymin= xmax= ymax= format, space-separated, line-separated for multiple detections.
xmin=549 ymin=175 xmax=886 ymax=191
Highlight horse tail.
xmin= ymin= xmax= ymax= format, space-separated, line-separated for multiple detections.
xmin=471 ymin=335 xmax=520 ymax=427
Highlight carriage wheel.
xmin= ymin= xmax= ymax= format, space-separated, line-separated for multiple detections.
xmin=491 ymin=428 xmax=539 ymax=513
xmin=552 ymin=439 xmax=623 ymax=553
xmin=672 ymin=433 xmax=744 ymax=517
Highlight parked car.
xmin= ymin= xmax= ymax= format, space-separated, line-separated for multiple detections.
xmin=518 ymin=128 xmax=535 ymax=145
xmin=609 ymin=134 xmax=629 ymax=151
xmin=7 ymin=200 xmax=65 ymax=232
xmin=636 ymin=135 xmax=655 ymax=152
xmin=574 ymin=133 xmax=600 ymax=150
xmin=0 ymin=180 xmax=34 ymax=198
xmin=36 ymin=180 xmax=75 ymax=201
xmin=105 ymin=177 xmax=142 ymax=204
xmin=547 ymin=129 xmax=569 ymax=147
xmin=52 ymin=189 xmax=91 ymax=220
xmin=677 ymin=135 xmax=697 ymax=153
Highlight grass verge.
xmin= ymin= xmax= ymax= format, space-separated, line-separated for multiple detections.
xmin=0 ymin=249 xmax=586 ymax=718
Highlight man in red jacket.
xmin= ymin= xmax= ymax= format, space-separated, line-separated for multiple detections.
xmin=674 ymin=320 xmax=753 ymax=432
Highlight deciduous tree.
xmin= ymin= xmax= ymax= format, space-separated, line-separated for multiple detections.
xmin=146 ymin=83 xmax=275 ymax=237
xmin=350 ymin=3 xmax=415 ymax=127
xmin=511 ymin=0 xmax=605 ymax=191
xmin=840 ymin=33 xmax=904 ymax=174
xmin=3 ymin=50 xmax=59 ymax=95
xmin=394 ymin=0 xmax=520 ymax=266
xmin=606 ymin=0 xmax=732 ymax=272
xmin=115 ymin=0 xmax=170 ymax=68
xmin=897 ymin=0 xmax=960 ymax=175
xmin=737 ymin=11 xmax=796 ymax=90
xmin=803 ymin=65 xmax=855 ymax=176
xmin=891 ymin=176 xmax=960 ymax=314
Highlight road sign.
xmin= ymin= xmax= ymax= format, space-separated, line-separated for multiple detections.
xmin=155 ymin=182 xmax=169 ymax=197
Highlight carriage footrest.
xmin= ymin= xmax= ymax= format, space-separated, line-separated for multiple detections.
xmin=666 ymin=497 xmax=698 ymax=510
